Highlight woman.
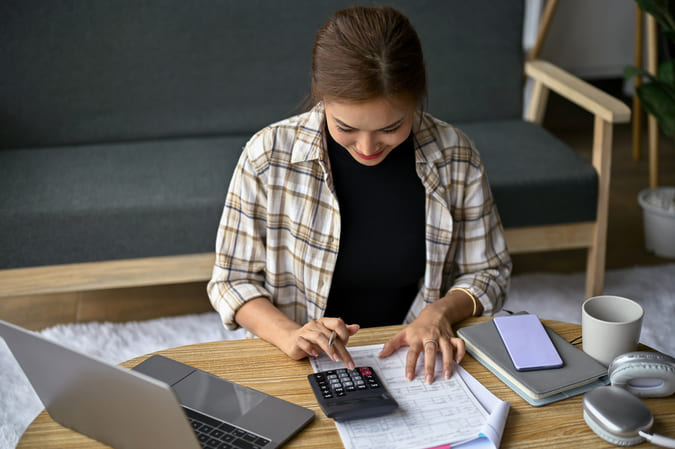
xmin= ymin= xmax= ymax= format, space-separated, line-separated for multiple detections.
xmin=208 ymin=6 xmax=511 ymax=384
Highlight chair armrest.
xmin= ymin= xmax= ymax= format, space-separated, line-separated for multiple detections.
xmin=525 ymin=59 xmax=631 ymax=124
xmin=524 ymin=60 xmax=630 ymax=297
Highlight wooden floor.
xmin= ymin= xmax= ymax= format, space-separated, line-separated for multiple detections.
xmin=512 ymin=79 xmax=675 ymax=275
xmin=2 ymin=79 xmax=673 ymax=330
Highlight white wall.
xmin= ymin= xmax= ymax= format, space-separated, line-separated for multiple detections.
xmin=525 ymin=0 xmax=636 ymax=79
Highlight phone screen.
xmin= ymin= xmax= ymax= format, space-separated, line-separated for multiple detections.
xmin=493 ymin=314 xmax=563 ymax=371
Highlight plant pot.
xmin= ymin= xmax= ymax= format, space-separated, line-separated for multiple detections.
xmin=638 ymin=187 xmax=675 ymax=259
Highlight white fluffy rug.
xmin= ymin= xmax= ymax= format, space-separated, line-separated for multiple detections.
xmin=1 ymin=264 xmax=674 ymax=449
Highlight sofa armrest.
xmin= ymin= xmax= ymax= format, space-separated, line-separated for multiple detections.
xmin=0 ymin=253 xmax=214 ymax=298
xmin=525 ymin=59 xmax=631 ymax=124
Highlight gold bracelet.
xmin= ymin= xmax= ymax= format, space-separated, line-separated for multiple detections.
xmin=449 ymin=287 xmax=479 ymax=316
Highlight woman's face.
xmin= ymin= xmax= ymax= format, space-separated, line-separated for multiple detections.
xmin=324 ymin=97 xmax=415 ymax=166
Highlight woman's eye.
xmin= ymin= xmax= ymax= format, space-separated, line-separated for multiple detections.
xmin=382 ymin=127 xmax=400 ymax=134
xmin=336 ymin=126 xmax=353 ymax=133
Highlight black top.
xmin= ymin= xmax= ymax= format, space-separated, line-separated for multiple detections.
xmin=324 ymin=129 xmax=426 ymax=327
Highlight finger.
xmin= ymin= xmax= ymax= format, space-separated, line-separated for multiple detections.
xmin=423 ymin=340 xmax=439 ymax=384
xmin=320 ymin=332 xmax=343 ymax=363
xmin=379 ymin=331 xmax=406 ymax=358
xmin=295 ymin=335 xmax=320 ymax=358
xmin=343 ymin=324 xmax=360 ymax=345
xmin=304 ymin=320 xmax=339 ymax=361
xmin=439 ymin=338 xmax=455 ymax=379
xmin=405 ymin=343 xmax=422 ymax=381
xmin=453 ymin=337 xmax=466 ymax=363
xmin=321 ymin=317 xmax=351 ymax=342
xmin=318 ymin=319 xmax=350 ymax=363
xmin=332 ymin=340 xmax=356 ymax=370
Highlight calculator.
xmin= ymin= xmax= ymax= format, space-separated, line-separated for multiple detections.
xmin=307 ymin=366 xmax=398 ymax=421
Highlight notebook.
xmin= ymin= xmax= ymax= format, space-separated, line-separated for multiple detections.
xmin=0 ymin=319 xmax=314 ymax=448
xmin=457 ymin=316 xmax=609 ymax=406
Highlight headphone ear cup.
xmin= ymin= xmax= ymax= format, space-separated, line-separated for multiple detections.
xmin=583 ymin=410 xmax=645 ymax=446
xmin=609 ymin=353 xmax=675 ymax=398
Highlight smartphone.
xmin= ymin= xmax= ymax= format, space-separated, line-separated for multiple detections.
xmin=493 ymin=314 xmax=563 ymax=371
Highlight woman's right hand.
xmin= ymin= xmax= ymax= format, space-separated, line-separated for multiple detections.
xmin=284 ymin=317 xmax=359 ymax=369
xmin=234 ymin=297 xmax=359 ymax=369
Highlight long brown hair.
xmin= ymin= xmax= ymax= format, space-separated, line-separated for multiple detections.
xmin=310 ymin=6 xmax=427 ymax=108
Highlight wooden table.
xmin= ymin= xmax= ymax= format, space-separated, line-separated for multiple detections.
xmin=18 ymin=318 xmax=675 ymax=448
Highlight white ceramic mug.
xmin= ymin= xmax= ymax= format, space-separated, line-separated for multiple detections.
xmin=582 ymin=295 xmax=644 ymax=366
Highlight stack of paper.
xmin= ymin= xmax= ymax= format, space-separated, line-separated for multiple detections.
xmin=311 ymin=344 xmax=510 ymax=449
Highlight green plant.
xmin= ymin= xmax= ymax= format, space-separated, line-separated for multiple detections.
xmin=625 ymin=0 xmax=675 ymax=137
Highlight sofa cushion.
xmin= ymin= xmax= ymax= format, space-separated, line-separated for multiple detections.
xmin=0 ymin=136 xmax=246 ymax=268
xmin=457 ymin=120 xmax=598 ymax=228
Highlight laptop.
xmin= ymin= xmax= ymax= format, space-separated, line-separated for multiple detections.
xmin=0 ymin=319 xmax=314 ymax=449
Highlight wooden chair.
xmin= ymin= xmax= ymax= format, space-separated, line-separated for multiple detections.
xmin=505 ymin=0 xmax=631 ymax=297
xmin=517 ymin=60 xmax=630 ymax=297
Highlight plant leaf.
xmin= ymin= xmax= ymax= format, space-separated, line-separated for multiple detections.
xmin=637 ymin=83 xmax=675 ymax=137
xmin=658 ymin=59 xmax=675 ymax=86
xmin=624 ymin=65 xmax=658 ymax=82
xmin=636 ymin=0 xmax=675 ymax=32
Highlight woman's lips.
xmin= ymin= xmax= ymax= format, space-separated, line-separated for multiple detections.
xmin=354 ymin=148 xmax=385 ymax=160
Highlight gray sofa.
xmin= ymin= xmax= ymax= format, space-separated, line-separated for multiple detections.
xmin=0 ymin=1 xmax=629 ymax=300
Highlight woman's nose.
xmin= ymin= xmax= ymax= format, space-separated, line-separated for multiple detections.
xmin=356 ymin=133 xmax=379 ymax=155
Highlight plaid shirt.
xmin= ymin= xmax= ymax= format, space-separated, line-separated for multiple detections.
xmin=208 ymin=103 xmax=511 ymax=330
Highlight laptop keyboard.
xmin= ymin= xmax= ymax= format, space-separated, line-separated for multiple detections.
xmin=184 ymin=407 xmax=271 ymax=449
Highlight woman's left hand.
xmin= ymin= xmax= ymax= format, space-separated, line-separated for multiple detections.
xmin=378 ymin=293 xmax=469 ymax=384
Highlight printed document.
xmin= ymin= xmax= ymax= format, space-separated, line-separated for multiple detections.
xmin=311 ymin=343 xmax=508 ymax=449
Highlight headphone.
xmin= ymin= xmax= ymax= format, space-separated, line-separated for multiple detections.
xmin=608 ymin=351 xmax=675 ymax=398
xmin=583 ymin=351 xmax=675 ymax=447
